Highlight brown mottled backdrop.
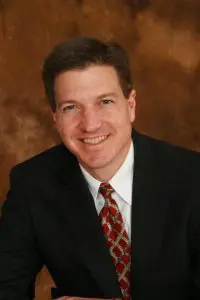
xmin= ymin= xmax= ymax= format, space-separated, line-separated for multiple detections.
xmin=0 ymin=0 xmax=200 ymax=298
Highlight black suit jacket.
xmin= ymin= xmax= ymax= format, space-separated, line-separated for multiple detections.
xmin=0 ymin=130 xmax=200 ymax=300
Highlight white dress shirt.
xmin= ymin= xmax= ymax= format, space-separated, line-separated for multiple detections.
xmin=80 ymin=142 xmax=134 ymax=239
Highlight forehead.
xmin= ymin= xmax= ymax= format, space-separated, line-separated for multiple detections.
xmin=54 ymin=65 xmax=121 ymax=97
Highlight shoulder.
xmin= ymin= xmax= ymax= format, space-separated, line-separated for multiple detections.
xmin=10 ymin=144 xmax=75 ymax=185
xmin=133 ymin=129 xmax=200 ymax=179
xmin=134 ymin=129 xmax=200 ymax=159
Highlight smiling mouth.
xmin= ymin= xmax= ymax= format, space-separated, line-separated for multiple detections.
xmin=81 ymin=135 xmax=108 ymax=145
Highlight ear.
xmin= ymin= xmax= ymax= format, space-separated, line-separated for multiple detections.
xmin=128 ymin=89 xmax=136 ymax=123
xmin=51 ymin=111 xmax=58 ymax=128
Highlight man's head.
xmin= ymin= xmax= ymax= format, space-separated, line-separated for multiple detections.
xmin=42 ymin=37 xmax=136 ymax=181
xmin=43 ymin=37 xmax=133 ymax=112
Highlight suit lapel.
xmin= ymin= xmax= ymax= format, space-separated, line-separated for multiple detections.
xmin=54 ymin=148 xmax=121 ymax=297
xmin=131 ymin=131 xmax=171 ymax=288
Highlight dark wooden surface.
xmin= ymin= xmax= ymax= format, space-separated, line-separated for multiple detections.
xmin=0 ymin=0 xmax=200 ymax=298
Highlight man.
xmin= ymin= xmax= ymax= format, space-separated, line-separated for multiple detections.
xmin=0 ymin=37 xmax=200 ymax=300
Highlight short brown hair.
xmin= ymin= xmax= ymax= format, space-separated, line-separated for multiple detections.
xmin=42 ymin=37 xmax=133 ymax=112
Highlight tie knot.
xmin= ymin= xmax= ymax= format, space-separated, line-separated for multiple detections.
xmin=99 ymin=182 xmax=114 ymax=197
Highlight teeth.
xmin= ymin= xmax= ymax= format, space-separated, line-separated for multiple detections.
xmin=83 ymin=135 xmax=107 ymax=145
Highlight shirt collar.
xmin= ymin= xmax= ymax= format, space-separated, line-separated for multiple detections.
xmin=109 ymin=142 xmax=134 ymax=205
xmin=80 ymin=164 xmax=101 ymax=201
xmin=80 ymin=141 xmax=134 ymax=205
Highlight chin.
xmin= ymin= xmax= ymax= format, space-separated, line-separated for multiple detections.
xmin=81 ymin=161 xmax=103 ymax=169
xmin=84 ymin=158 xmax=112 ymax=170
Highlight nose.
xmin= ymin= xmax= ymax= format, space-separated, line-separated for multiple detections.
xmin=80 ymin=108 xmax=102 ymax=132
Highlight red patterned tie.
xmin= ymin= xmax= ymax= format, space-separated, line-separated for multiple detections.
xmin=99 ymin=182 xmax=131 ymax=300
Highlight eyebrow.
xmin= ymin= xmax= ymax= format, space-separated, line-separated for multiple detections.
xmin=96 ymin=92 xmax=117 ymax=99
xmin=56 ymin=92 xmax=117 ymax=108
xmin=56 ymin=99 xmax=76 ymax=107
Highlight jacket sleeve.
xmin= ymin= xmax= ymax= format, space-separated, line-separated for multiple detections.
xmin=0 ymin=167 xmax=43 ymax=300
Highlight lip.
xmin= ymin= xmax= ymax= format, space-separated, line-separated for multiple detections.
xmin=79 ymin=134 xmax=109 ymax=139
xmin=79 ymin=134 xmax=109 ymax=146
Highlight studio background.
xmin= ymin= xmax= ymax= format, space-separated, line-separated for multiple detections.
xmin=0 ymin=0 xmax=200 ymax=298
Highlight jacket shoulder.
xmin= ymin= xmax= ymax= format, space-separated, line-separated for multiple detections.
xmin=134 ymin=130 xmax=200 ymax=180
xmin=135 ymin=130 xmax=200 ymax=158
xmin=10 ymin=144 xmax=74 ymax=183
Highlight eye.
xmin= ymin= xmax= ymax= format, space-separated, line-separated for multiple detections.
xmin=101 ymin=99 xmax=113 ymax=105
xmin=62 ymin=104 xmax=76 ymax=112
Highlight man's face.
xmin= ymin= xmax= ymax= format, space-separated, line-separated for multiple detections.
xmin=53 ymin=65 xmax=136 ymax=180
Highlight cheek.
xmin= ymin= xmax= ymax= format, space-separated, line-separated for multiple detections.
xmin=55 ymin=119 xmax=69 ymax=139
xmin=58 ymin=123 xmax=79 ymax=144
xmin=104 ymin=107 xmax=124 ymax=122
xmin=115 ymin=109 xmax=132 ymax=126
xmin=55 ymin=117 xmax=72 ymax=133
